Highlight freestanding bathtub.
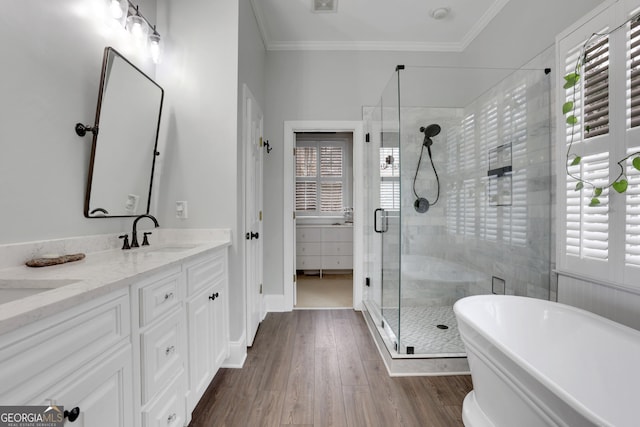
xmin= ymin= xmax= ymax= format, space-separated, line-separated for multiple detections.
xmin=454 ymin=295 xmax=640 ymax=427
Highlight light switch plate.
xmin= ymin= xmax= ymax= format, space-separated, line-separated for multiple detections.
xmin=176 ymin=201 xmax=188 ymax=219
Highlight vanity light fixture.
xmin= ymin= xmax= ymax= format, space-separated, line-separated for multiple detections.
xmin=148 ymin=28 xmax=163 ymax=64
xmin=106 ymin=0 xmax=163 ymax=64
xmin=108 ymin=0 xmax=128 ymax=26
xmin=127 ymin=6 xmax=148 ymax=46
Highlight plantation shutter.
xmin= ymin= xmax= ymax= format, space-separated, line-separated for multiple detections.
xmin=319 ymin=146 xmax=343 ymax=212
xmin=629 ymin=19 xmax=640 ymax=128
xmin=583 ymin=36 xmax=610 ymax=138
xmin=320 ymin=182 xmax=342 ymax=211
xmin=626 ymin=149 xmax=640 ymax=267
xmin=295 ymin=146 xmax=317 ymax=211
xmin=379 ymin=147 xmax=399 ymax=210
xmin=296 ymin=147 xmax=317 ymax=177
xmin=296 ymin=182 xmax=317 ymax=211
xmin=565 ymin=152 xmax=610 ymax=260
xmin=320 ymin=146 xmax=342 ymax=177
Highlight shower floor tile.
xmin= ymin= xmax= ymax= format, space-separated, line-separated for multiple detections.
xmin=383 ymin=306 xmax=465 ymax=356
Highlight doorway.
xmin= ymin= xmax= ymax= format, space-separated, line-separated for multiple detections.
xmin=282 ymin=121 xmax=364 ymax=312
xmin=294 ymin=132 xmax=353 ymax=309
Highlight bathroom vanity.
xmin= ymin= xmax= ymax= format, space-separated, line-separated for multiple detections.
xmin=0 ymin=230 xmax=231 ymax=427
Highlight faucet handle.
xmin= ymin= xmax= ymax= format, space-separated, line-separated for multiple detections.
xmin=119 ymin=234 xmax=131 ymax=250
xmin=142 ymin=232 xmax=152 ymax=246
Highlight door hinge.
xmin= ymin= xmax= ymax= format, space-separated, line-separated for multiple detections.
xmin=293 ymin=274 xmax=297 ymax=282
xmin=293 ymin=147 xmax=296 ymax=156
xmin=259 ymin=284 xmax=263 ymax=294
xmin=365 ymin=133 xmax=370 ymax=143
xmin=365 ymin=277 xmax=370 ymax=287
xmin=259 ymin=211 xmax=263 ymax=221
xmin=259 ymin=137 xmax=263 ymax=147
xmin=293 ymin=211 xmax=296 ymax=220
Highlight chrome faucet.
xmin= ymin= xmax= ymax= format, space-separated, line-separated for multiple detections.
xmin=131 ymin=214 xmax=159 ymax=248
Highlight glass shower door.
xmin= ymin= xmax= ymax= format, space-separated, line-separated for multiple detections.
xmin=377 ymin=70 xmax=402 ymax=350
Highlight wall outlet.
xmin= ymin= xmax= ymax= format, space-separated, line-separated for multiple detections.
xmin=176 ymin=201 xmax=188 ymax=219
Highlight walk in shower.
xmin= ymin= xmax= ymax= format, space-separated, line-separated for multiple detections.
xmin=363 ymin=64 xmax=553 ymax=360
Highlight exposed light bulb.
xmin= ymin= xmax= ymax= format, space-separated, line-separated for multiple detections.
xmin=109 ymin=0 xmax=124 ymax=19
xmin=126 ymin=13 xmax=148 ymax=46
xmin=148 ymin=32 xmax=163 ymax=64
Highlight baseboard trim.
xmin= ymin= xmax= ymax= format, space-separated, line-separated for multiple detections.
xmin=222 ymin=332 xmax=247 ymax=368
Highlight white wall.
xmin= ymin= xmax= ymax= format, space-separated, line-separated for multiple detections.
xmin=154 ymin=0 xmax=245 ymax=341
xmin=0 ymin=0 xmax=156 ymax=244
xmin=262 ymin=0 xmax=603 ymax=295
xmin=236 ymin=0 xmax=267 ymax=337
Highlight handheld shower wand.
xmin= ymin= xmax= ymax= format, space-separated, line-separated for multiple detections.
xmin=413 ymin=124 xmax=441 ymax=213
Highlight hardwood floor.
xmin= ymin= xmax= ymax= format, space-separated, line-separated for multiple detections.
xmin=189 ymin=310 xmax=472 ymax=427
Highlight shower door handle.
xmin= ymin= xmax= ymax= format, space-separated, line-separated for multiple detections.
xmin=374 ymin=208 xmax=388 ymax=233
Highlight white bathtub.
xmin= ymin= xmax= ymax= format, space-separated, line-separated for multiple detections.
xmin=454 ymin=295 xmax=640 ymax=427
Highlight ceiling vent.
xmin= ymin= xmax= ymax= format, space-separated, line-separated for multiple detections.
xmin=312 ymin=0 xmax=337 ymax=13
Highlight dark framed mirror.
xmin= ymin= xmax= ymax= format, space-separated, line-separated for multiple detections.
xmin=84 ymin=47 xmax=164 ymax=218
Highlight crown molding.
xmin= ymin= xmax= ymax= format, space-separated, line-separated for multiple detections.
xmin=251 ymin=0 xmax=511 ymax=53
xmin=266 ymin=40 xmax=465 ymax=52
xmin=459 ymin=0 xmax=511 ymax=50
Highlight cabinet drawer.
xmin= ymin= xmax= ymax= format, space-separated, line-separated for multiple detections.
xmin=323 ymin=256 xmax=353 ymax=269
xmin=139 ymin=271 xmax=183 ymax=327
xmin=296 ymin=256 xmax=322 ymax=269
xmin=297 ymin=242 xmax=322 ymax=256
xmin=141 ymin=310 xmax=185 ymax=404
xmin=32 ymin=343 xmax=133 ymax=427
xmin=323 ymin=242 xmax=352 ymax=256
xmin=322 ymin=227 xmax=353 ymax=242
xmin=0 ymin=289 xmax=130 ymax=404
xmin=186 ymin=251 xmax=226 ymax=297
xmin=296 ymin=228 xmax=321 ymax=242
xmin=142 ymin=373 xmax=186 ymax=427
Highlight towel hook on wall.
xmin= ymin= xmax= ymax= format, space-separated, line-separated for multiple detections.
xmin=263 ymin=139 xmax=272 ymax=154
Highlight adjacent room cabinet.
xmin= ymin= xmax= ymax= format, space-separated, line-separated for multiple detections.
xmin=296 ymin=225 xmax=353 ymax=275
xmin=0 ymin=246 xmax=229 ymax=427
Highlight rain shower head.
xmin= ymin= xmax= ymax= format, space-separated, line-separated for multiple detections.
xmin=420 ymin=124 xmax=441 ymax=147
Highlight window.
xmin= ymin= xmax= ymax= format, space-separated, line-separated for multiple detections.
xmin=557 ymin=3 xmax=640 ymax=287
xmin=295 ymin=138 xmax=350 ymax=215
xmin=379 ymin=146 xmax=399 ymax=210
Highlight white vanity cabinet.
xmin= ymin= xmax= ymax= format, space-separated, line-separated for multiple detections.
xmin=184 ymin=250 xmax=229 ymax=415
xmin=0 ymin=242 xmax=230 ymax=427
xmin=131 ymin=266 xmax=188 ymax=427
xmin=0 ymin=288 xmax=133 ymax=427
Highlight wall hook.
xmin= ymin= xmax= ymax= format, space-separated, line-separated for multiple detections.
xmin=75 ymin=123 xmax=98 ymax=137
xmin=264 ymin=140 xmax=272 ymax=154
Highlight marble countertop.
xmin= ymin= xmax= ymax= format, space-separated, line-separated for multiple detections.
xmin=0 ymin=230 xmax=231 ymax=335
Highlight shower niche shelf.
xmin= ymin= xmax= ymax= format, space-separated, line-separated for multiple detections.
xmin=488 ymin=143 xmax=512 ymax=206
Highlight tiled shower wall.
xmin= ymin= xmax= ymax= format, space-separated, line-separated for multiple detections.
xmin=401 ymin=68 xmax=553 ymax=304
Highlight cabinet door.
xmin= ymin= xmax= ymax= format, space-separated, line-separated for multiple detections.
xmin=35 ymin=345 xmax=133 ymax=427
xmin=186 ymin=288 xmax=215 ymax=411
xmin=210 ymin=279 xmax=228 ymax=372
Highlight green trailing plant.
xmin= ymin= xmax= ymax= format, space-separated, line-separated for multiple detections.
xmin=563 ymin=17 xmax=640 ymax=207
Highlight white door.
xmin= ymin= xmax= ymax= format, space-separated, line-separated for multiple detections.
xmin=243 ymin=85 xmax=264 ymax=346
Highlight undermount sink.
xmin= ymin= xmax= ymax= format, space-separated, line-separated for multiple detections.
xmin=143 ymin=244 xmax=198 ymax=253
xmin=0 ymin=279 xmax=79 ymax=305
